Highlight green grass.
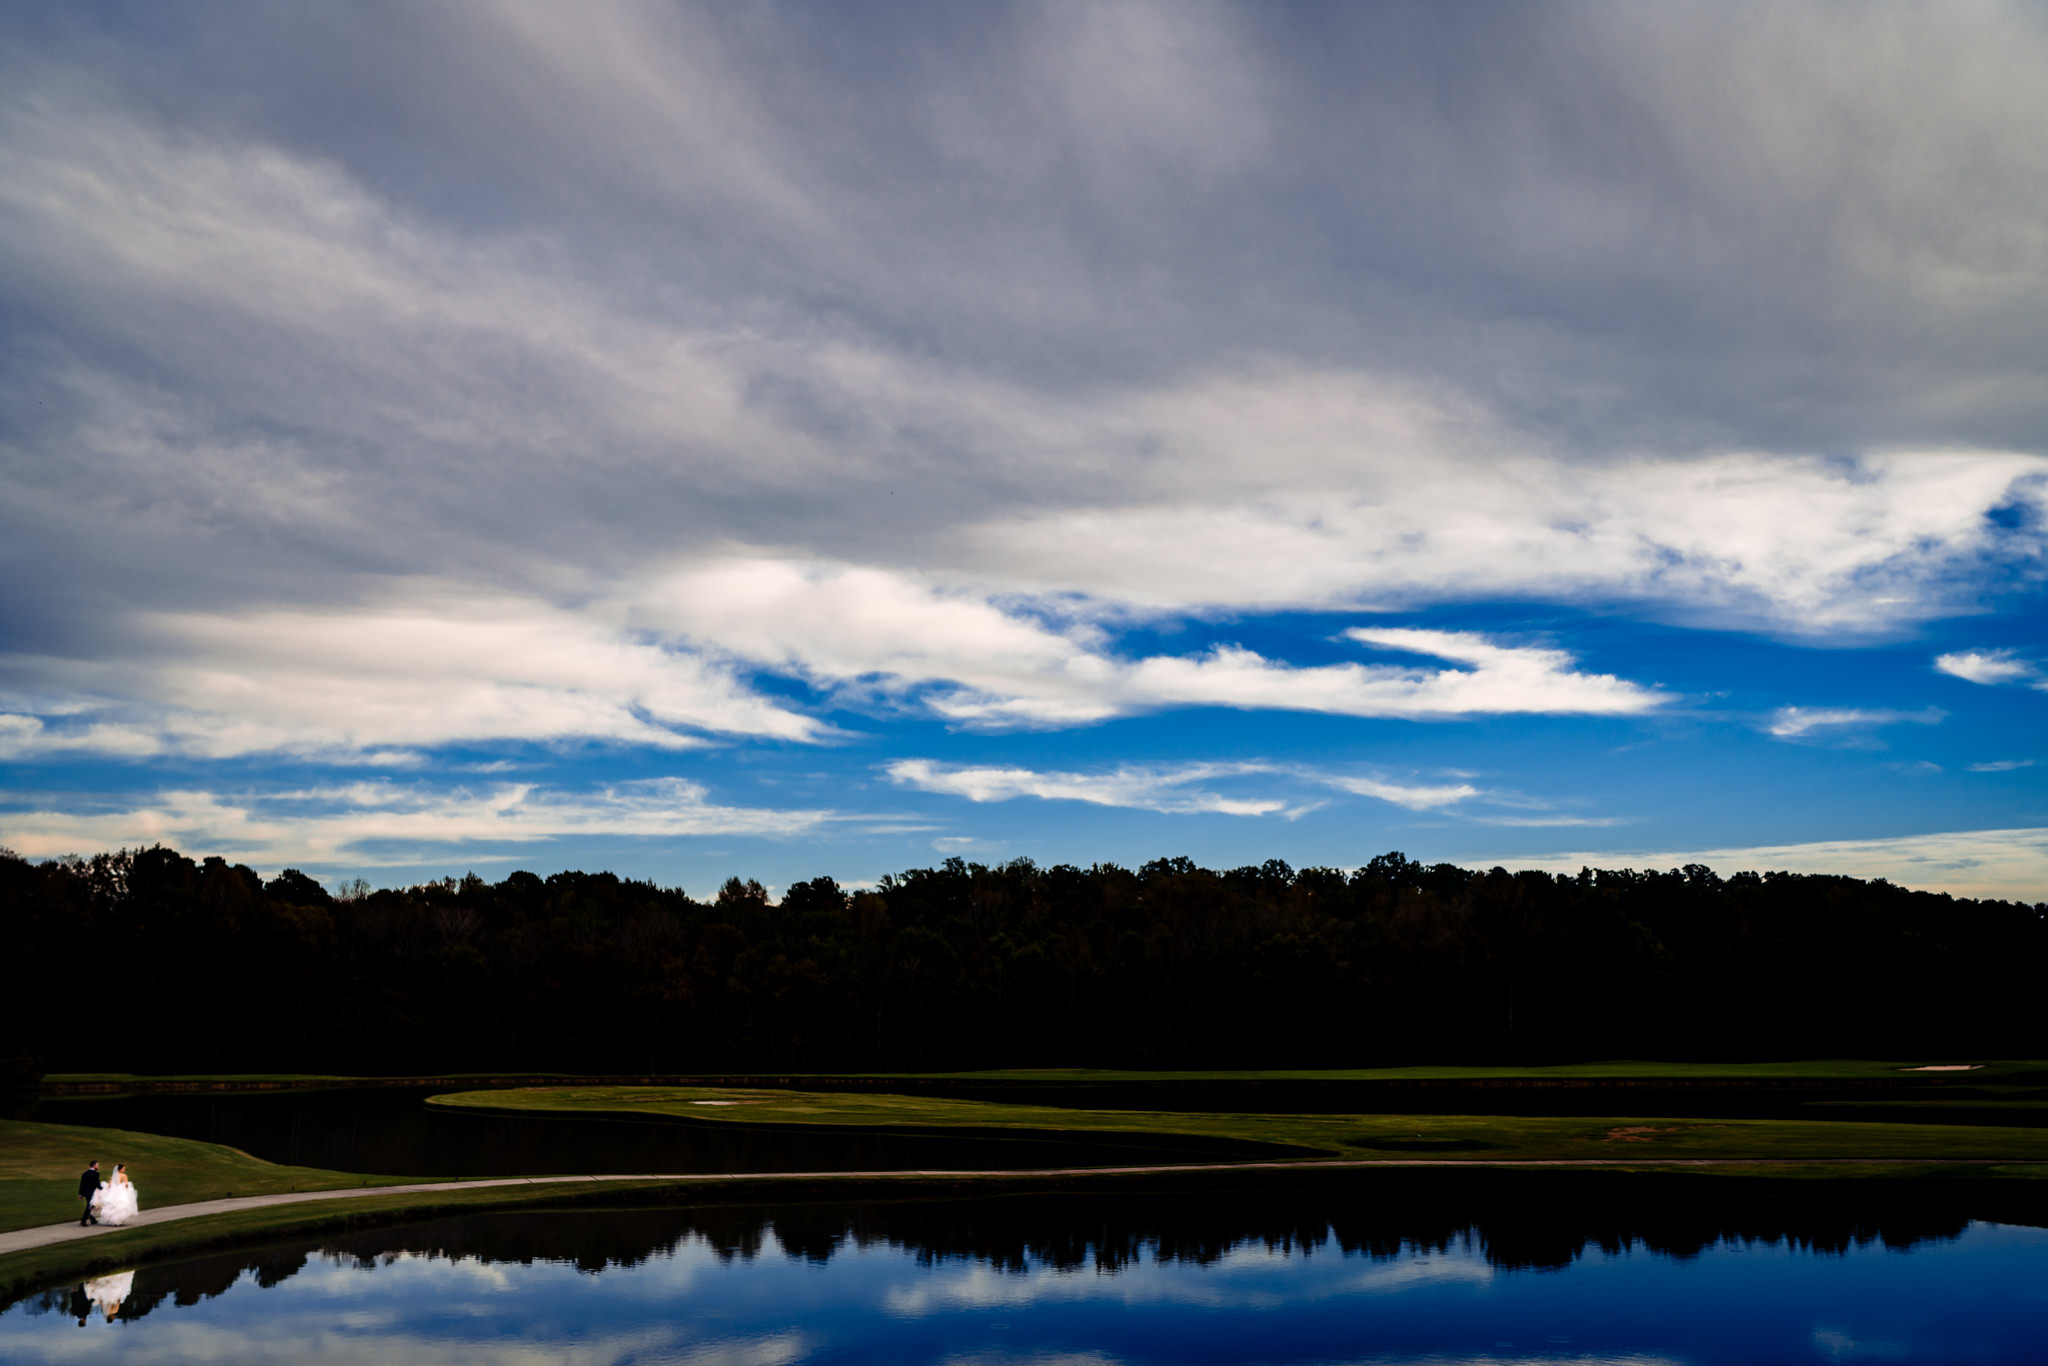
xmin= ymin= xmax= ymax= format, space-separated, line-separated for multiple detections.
xmin=42 ymin=1073 xmax=366 ymax=1084
xmin=41 ymin=1071 xmax=591 ymax=1085
xmin=914 ymin=1060 xmax=2048 ymax=1083
xmin=1810 ymin=1099 xmax=2048 ymax=1114
xmin=429 ymin=1085 xmax=2048 ymax=1164
xmin=45 ymin=1059 xmax=2047 ymax=1088
xmin=0 ymin=1119 xmax=428 ymax=1235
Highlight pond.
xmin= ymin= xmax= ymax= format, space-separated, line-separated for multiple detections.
xmin=28 ymin=1089 xmax=1288 ymax=1176
xmin=6 ymin=1180 xmax=2044 ymax=1363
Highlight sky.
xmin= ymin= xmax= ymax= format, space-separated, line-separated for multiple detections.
xmin=2 ymin=1 xmax=2046 ymax=901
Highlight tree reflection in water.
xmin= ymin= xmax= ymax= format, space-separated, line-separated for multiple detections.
xmin=10 ymin=1174 xmax=1992 ymax=1323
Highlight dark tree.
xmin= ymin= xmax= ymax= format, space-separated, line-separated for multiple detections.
xmin=2 ymin=845 xmax=2042 ymax=1073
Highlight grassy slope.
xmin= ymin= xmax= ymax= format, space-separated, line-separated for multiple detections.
xmin=0 ymin=1120 xmax=426 ymax=1235
xmin=925 ymin=1060 xmax=2048 ymax=1083
xmin=432 ymin=1085 xmax=2048 ymax=1164
xmin=43 ymin=1073 xmax=363 ymax=1084
xmin=41 ymin=1071 xmax=578 ymax=1085
xmin=44 ymin=1060 xmax=2048 ymax=1087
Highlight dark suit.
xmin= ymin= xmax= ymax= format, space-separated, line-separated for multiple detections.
xmin=78 ymin=1167 xmax=100 ymax=1224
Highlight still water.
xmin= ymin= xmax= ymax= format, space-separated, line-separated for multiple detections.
xmin=5 ymin=1185 xmax=2044 ymax=1364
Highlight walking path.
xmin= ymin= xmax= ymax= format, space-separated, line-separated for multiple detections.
xmin=3 ymin=1157 xmax=2034 ymax=1260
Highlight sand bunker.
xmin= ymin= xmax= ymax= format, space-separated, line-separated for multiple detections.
xmin=1601 ymin=1124 xmax=1722 ymax=1143
xmin=1901 ymin=1064 xmax=1981 ymax=1072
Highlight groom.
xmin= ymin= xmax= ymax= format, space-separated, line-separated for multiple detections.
xmin=78 ymin=1160 xmax=101 ymax=1225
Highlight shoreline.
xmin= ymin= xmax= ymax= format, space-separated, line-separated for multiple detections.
xmin=8 ymin=1156 xmax=2048 ymax=1300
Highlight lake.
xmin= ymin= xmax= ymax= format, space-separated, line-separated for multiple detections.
xmin=6 ymin=1181 xmax=2044 ymax=1363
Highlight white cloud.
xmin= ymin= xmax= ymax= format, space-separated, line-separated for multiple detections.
xmin=890 ymin=758 xmax=1514 ymax=817
xmin=1936 ymin=649 xmax=2039 ymax=686
xmin=0 ymin=575 xmax=1669 ymax=761
xmin=0 ymin=779 xmax=839 ymax=871
xmin=1319 ymin=775 xmax=1482 ymax=810
xmin=1766 ymin=706 xmax=1944 ymax=739
xmin=887 ymin=760 xmax=1295 ymax=817
xmin=931 ymin=835 xmax=1006 ymax=856
xmin=643 ymin=559 xmax=1115 ymax=723
xmin=1334 ymin=628 xmax=1662 ymax=716
xmin=649 ymin=563 xmax=1668 ymax=729
xmin=1105 ymin=638 xmax=1656 ymax=724
xmin=967 ymin=446 xmax=2048 ymax=635
xmin=1486 ymin=827 xmax=2048 ymax=903
xmin=1968 ymin=759 xmax=2036 ymax=773
xmin=0 ymin=593 xmax=825 ymax=760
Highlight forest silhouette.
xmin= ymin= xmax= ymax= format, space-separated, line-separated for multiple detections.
xmin=4 ymin=845 xmax=2043 ymax=1074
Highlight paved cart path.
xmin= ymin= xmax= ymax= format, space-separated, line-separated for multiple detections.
xmin=3 ymin=1157 xmax=2034 ymax=1259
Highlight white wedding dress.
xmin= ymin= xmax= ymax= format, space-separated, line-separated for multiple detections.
xmin=91 ymin=1174 xmax=140 ymax=1225
xmin=84 ymin=1271 xmax=132 ymax=1321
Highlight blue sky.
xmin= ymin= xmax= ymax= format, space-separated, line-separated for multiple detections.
xmin=2 ymin=2 xmax=2046 ymax=899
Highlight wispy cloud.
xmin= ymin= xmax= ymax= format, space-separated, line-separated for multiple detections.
xmin=1968 ymin=759 xmax=2037 ymax=773
xmin=1487 ymin=827 xmax=2048 ymax=903
xmin=1318 ymin=775 xmax=1482 ymax=811
xmin=0 ymin=594 xmax=827 ymax=760
xmin=1766 ymin=706 xmax=1944 ymax=740
xmin=930 ymin=836 xmax=1006 ymax=857
xmin=0 ymin=780 xmax=842 ymax=873
xmin=0 ymin=583 xmax=1668 ymax=760
xmin=885 ymin=760 xmax=1296 ymax=817
xmin=650 ymin=565 xmax=1668 ymax=728
xmin=1937 ymin=650 xmax=2043 ymax=687
xmin=975 ymin=449 xmax=2048 ymax=636
xmin=888 ymin=758 xmax=1571 ymax=820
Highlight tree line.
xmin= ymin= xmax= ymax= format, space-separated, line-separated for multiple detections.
xmin=4 ymin=844 xmax=2043 ymax=1075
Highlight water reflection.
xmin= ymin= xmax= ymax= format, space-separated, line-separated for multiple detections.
xmin=5 ymin=1181 xmax=2044 ymax=1363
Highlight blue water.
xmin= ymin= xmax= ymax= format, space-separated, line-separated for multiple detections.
xmin=5 ymin=1203 xmax=2045 ymax=1363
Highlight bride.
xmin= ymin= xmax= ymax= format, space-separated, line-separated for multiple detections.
xmin=84 ymin=1270 xmax=132 ymax=1321
xmin=90 ymin=1164 xmax=140 ymax=1225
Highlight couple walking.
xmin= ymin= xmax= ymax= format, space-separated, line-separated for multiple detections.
xmin=77 ymin=1159 xmax=140 ymax=1226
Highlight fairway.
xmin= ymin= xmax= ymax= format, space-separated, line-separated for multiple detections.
xmin=40 ymin=1058 xmax=2048 ymax=1091
xmin=926 ymin=1060 xmax=2041 ymax=1082
xmin=429 ymin=1085 xmax=2048 ymax=1164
